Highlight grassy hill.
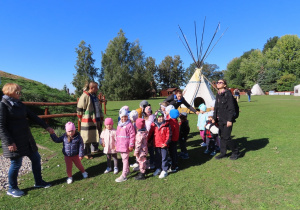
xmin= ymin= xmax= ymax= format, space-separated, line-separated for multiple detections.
xmin=0 ymin=70 xmax=77 ymax=126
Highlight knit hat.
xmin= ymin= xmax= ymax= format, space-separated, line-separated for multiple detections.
xmin=144 ymin=105 xmax=152 ymax=115
xmin=129 ymin=110 xmax=138 ymax=122
xmin=198 ymin=103 xmax=206 ymax=112
xmin=166 ymin=105 xmax=175 ymax=114
xmin=140 ymin=100 xmax=149 ymax=108
xmin=170 ymin=109 xmax=179 ymax=119
xmin=119 ymin=108 xmax=128 ymax=118
xmin=121 ymin=105 xmax=129 ymax=112
xmin=136 ymin=118 xmax=145 ymax=130
xmin=104 ymin=118 xmax=114 ymax=125
xmin=159 ymin=101 xmax=169 ymax=109
xmin=156 ymin=110 xmax=164 ymax=119
xmin=65 ymin=122 xmax=75 ymax=132
xmin=207 ymin=112 xmax=213 ymax=117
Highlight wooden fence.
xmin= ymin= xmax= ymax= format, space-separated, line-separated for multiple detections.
xmin=23 ymin=93 xmax=107 ymax=131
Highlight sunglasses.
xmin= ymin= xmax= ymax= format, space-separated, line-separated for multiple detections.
xmin=15 ymin=91 xmax=22 ymax=95
xmin=217 ymin=82 xmax=224 ymax=84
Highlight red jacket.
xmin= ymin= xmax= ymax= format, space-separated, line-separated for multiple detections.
xmin=147 ymin=121 xmax=172 ymax=148
xmin=168 ymin=118 xmax=179 ymax=142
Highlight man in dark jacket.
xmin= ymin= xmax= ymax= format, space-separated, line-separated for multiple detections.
xmin=0 ymin=83 xmax=54 ymax=197
xmin=164 ymin=90 xmax=199 ymax=114
xmin=213 ymin=79 xmax=239 ymax=160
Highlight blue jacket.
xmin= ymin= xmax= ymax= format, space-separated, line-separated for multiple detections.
xmin=50 ymin=132 xmax=84 ymax=157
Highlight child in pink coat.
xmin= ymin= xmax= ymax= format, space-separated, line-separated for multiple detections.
xmin=115 ymin=109 xmax=136 ymax=182
xmin=100 ymin=118 xmax=118 ymax=174
xmin=134 ymin=118 xmax=148 ymax=180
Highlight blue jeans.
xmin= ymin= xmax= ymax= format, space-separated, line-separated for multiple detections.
xmin=248 ymin=95 xmax=251 ymax=102
xmin=8 ymin=151 xmax=43 ymax=189
xmin=155 ymin=147 xmax=168 ymax=171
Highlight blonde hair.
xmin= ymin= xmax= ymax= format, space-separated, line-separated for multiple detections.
xmin=2 ymin=83 xmax=21 ymax=97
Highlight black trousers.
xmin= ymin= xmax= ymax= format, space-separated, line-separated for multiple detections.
xmin=218 ymin=122 xmax=238 ymax=156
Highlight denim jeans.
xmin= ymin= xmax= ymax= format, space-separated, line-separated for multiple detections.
xmin=8 ymin=151 xmax=43 ymax=189
xmin=155 ymin=147 xmax=168 ymax=171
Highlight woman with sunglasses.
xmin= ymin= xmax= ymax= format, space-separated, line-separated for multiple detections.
xmin=0 ymin=83 xmax=55 ymax=197
xmin=213 ymin=79 xmax=239 ymax=160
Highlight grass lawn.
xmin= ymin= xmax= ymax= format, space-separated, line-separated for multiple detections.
xmin=1 ymin=95 xmax=300 ymax=209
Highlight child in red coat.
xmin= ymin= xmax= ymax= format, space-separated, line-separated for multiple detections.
xmin=148 ymin=110 xmax=172 ymax=179
xmin=168 ymin=109 xmax=180 ymax=172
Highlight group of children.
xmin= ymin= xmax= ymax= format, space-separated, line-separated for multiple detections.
xmin=49 ymin=100 xmax=191 ymax=184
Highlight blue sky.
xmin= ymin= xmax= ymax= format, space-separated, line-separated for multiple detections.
xmin=1 ymin=0 xmax=300 ymax=93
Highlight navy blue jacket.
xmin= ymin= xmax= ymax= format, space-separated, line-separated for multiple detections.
xmin=50 ymin=132 xmax=84 ymax=157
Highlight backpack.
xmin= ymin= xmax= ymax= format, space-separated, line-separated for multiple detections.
xmin=225 ymin=91 xmax=239 ymax=120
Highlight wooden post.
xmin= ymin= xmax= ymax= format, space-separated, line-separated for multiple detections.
xmin=44 ymin=107 xmax=49 ymax=124
xmin=77 ymin=98 xmax=81 ymax=132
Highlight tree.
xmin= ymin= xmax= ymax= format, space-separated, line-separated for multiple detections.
xmin=100 ymin=29 xmax=151 ymax=100
xmin=145 ymin=56 xmax=158 ymax=93
xmin=277 ymin=74 xmax=297 ymax=91
xmin=72 ymin=40 xmax=99 ymax=96
xmin=262 ymin=36 xmax=279 ymax=54
xmin=157 ymin=55 xmax=185 ymax=89
xmin=224 ymin=57 xmax=244 ymax=88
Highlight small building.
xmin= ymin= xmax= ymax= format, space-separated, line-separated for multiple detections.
xmin=160 ymin=88 xmax=179 ymax=97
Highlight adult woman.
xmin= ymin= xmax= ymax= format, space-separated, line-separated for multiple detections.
xmin=0 ymin=83 xmax=54 ymax=197
xmin=213 ymin=79 xmax=239 ymax=160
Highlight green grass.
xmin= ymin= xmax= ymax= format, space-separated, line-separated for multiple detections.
xmin=1 ymin=95 xmax=300 ymax=209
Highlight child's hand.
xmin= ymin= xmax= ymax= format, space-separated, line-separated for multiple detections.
xmin=161 ymin=143 xmax=167 ymax=148
xmin=129 ymin=147 xmax=133 ymax=152
xmin=212 ymin=119 xmax=215 ymax=123
xmin=79 ymin=157 xmax=83 ymax=161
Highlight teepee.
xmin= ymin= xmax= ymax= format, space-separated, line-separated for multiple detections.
xmin=178 ymin=18 xmax=227 ymax=110
xmin=251 ymin=84 xmax=265 ymax=95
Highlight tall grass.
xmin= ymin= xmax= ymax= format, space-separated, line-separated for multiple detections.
xmin=0 ymin=95 xmax=300 ymax=209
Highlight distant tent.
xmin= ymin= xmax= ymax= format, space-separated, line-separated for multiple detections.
xmin=251 ymin=84 xmax=265 ymax=95
xmin=178 ymin=18 xmax=227 ymax=111
xmin=294 ymin=84 xmax=300 ymax=96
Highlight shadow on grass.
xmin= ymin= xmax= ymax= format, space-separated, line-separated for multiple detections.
xmin=236 ymin=137 xmax=269 ymax=158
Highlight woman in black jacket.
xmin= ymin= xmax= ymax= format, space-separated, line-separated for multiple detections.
xmin=0 ymin=83 xmax=54 ymax=197
xmin=213 ymin=79 xmax=239 ymax=160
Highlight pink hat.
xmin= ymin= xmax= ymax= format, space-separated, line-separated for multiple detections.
xmin=145 ymin=106 xmax=152 ymax=115
xmin=65 ymin=122 xmax=75 ymax=132
xmin=136 ymin=118 xmax=145 ymax=130
xmin=104 ymin=118 xmax=114 ymax=125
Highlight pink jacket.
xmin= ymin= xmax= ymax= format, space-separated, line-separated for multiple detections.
xmin=100 ymin=128 xmax=117 ymax=154
xmin=116 ymin=120 xmax=135 ymax=153
xmin=134 ymin=130 xmax=148 ymax=157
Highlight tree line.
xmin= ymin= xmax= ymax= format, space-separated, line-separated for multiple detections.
xmin=224 ymin=35 xmax=300 ymax=91
xmin=71 ymin=29 xmax=223 ymax=100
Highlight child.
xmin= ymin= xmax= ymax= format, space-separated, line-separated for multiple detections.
xmin=134 ymin=118 xmax=148 ymax=180
xmin=115 ymin=109 xmax=136 ymax=182
xmin=100 ymin=118 xmax=118 ymax=174
xmin=204 ymin=113 xmax=219 ymax=156
xmin=165 ymin=105 xmax=175 ymax=120
xmin=159 ymin=101 xmax=169 ymax=119
xmin=168 ymin=109 xmax=180 ymax=173
xmin=50 ymin=122 xmax=88 ymax=184
xmin=148 ymin=110 xmax=172 ymax=179
xmin=143 ymin=105 xmax=155 ymax=170
xmin=178 ymin=112 xmax=190 ymax=159
xmin=129 ymin=110 xmax=139 ymax=169
xmin=197 ymin=103 xmax=208 ymax=147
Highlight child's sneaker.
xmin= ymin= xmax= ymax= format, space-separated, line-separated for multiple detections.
xmin=7 ymin=188 xmax=24 ymax=197
xmin=82 ymin=171 xmax=88 ymax=179
xmin=158 ymin=170 xmax=168 ymax=179
xmin=168 ymin=166 xmax=178 ymax=173
xmin=200 ymin=142 xmax=207 ymax=147
xmin=34 ymin=180 xmax=51 ymax=188
xmin=133 ymin=166 xmax=140 ymax=172
xmin=153 ymin=168 xmax=162 ymax=176
xmin=67 ymin=177 xmax=73 ymax=184
xmin=113 ymin=167 xmax=119 ymax=174
xmin=104 ymin=167 xmax=112 ymax=174
xmin=210 ymin=151 xmax=217 ymax=156
xmin=115 ymin=175 xmax=127 ymax=182
xmin=135 ymin=172 xmax=145 ymax=180
xmin=204 ymin=149 xmax=210 ymax=154
xmin=130 ymin=163 xmax=139 ymax=168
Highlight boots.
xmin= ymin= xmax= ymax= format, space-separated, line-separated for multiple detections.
xmin=135 ymin=172 xmax=145 ymax=180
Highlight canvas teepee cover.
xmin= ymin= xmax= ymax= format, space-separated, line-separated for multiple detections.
xmin=182 ymin=68 xmax=215 ymax=108
xmin=294 ymin=84 xmax=300 ymax=96
xmin=251 ymin=84 xmax=265 ymax=95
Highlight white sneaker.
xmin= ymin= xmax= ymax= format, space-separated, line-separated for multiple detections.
xmin=115 ymin=175 xmax=127 ymax=182
xmin=153 ymin=168 xmax=162 ymax=176
xmin=82 ymin=172 xmax=88 ymax=179
xmin=130 ymin=163 xmax=139 ymax=168
xmin=104 ymin=167 xmax=112 ymax=174
xmin=67 ymin=177 xmax=73 ymax=184
xmin=113 ymin=167 xmax=119 ymax=174
xmin=200 ymin=142 xmax=207 ymax=147
xmin=133 ymin=166 xmax=140 ymax=172
xmin=159 ymin=170 xmax=168 ymax=179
